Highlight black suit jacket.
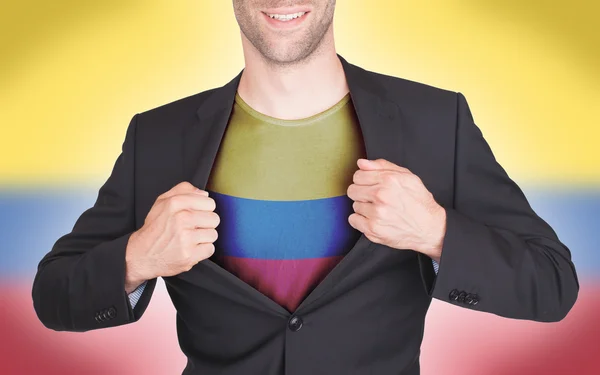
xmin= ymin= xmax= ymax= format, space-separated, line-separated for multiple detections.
xmin=32 ymin=54 xmax=579 ymax=375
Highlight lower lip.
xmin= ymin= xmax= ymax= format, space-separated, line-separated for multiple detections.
xmin=262 ymin=11 xmax=309 ymax=29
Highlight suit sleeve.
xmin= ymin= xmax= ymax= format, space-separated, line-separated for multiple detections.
xmin=418 ymin=92 xmax=579 ymax=322
xmin=31 ymin=114 xmax=157 ymax=332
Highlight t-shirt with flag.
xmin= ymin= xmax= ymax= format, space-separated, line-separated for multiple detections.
xmin=203 ymin=91 xmax=365 ymax=313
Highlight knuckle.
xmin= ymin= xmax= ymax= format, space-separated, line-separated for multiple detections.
xmin=366 ymin=221 xmax=377 ymax=236
xmin=174 ymin=210 xmax=191 ymax=226
xmin=168 ymin=195 xmax=185 ymax=211
xmin=374 ymin=204 xmax=387 ymax=217
xmin=373 ymin=187 xmax=387 ymax=202
xmin=180 ymin=248 xmax=192 ymax=263
xmin=178 ymin=228 xmax=191 ymax=244
xmin=405 ymin=173 xmax=420 ymax=186
xmin=381 ymin=173 xmax=396 ymax=186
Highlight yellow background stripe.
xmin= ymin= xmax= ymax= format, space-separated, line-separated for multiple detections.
xmin=1 ymin=1 xmax=598 ymax=187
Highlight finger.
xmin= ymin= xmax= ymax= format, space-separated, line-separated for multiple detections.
xmin=347 ymin=183 xmax=376 ymax=203
xmin=190 ymin=242 xmax=216 ymax=264
xmin=187 ymin=227 xmax=219 ymax=244
xmin=174 ymin=210 xmax=220 ymax=230
xmin=352 ymin=201 xmax=375 ymax=219
xmin=348 ymin=212 xmax=369 ymax=233
xmin=164 ymin=193 xmax=217 ymax=213
xmin=159 ymin=181 xmax=209 ymax=201
xmin=357 ymin=158 xmax=410 ymax=173
xmin=352 ymin=169 xmax=382 ymax=186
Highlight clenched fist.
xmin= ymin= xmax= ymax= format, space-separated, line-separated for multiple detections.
xmin=347 ymin=158 xmax=446 ymax=262
xmin=124 ymin=181 xmax=220 ymax=293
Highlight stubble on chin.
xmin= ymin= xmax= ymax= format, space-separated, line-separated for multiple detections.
xmin=233 ymin=1 xmax=336 ymax=68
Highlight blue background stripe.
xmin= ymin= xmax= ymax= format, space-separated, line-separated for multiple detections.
xmin=1 ymin=187 xmax=598 ymax=276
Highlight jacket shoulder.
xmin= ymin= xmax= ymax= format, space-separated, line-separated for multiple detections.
xmin=135 ymin=86 xmax=219 ymax=125
xmin=357 ymin=65 xmax=458 ymax=109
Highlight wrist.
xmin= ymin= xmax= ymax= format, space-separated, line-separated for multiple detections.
xmin=422 ymin=206 xmax=446 ymax=262
xmin=124 ymin=231 xmax=150 ymax=293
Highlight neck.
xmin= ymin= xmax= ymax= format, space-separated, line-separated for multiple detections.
xmin=237 ymin=32 xmax=349 ymax=120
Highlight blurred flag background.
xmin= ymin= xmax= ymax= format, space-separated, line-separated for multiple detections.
xmin=1 ymin=1 xmax=598 ymax=374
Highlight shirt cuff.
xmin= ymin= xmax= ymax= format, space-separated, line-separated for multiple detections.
xmin=128 ymin=281 xmax=147 ymax=309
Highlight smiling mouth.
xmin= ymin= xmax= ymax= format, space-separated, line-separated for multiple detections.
xmin=263 ymin=11 xmax=308 ymax=21
xmin=261 ymin=10 xmax=311 ymax=26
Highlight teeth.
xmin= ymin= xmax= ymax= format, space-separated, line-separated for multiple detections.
xmin=266 ymin=11 xmax=306 ymax=21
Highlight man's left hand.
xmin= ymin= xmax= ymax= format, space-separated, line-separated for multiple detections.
xmin=347 ymin=158 xmax=446 ymax=262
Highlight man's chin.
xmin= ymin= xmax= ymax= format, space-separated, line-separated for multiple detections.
xmin=263 ymin=53 xmax=310 ymax=66
xmin=259 ymin=45 xmax=315 ymax=65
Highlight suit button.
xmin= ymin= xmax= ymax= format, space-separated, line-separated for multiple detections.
xmin=107 ymin=307 xmax=117 ymax=319
xmin=465 ymin=294 xmax=474 ymax=305
xmin=457 ymin=291 xmax=467 ymax=303
xmin=465 ymin=293 xmax=480 ymax=305
xmin=288 ymin=316 xmax=303 ymax=332
xmin=449 ymin=289 xmax=459 ymax=301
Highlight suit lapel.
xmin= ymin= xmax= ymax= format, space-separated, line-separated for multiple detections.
xmin=181 ymin=54 xmax=405 ymax=315
xmin=182 ymin=72 xmax=242 ymax=189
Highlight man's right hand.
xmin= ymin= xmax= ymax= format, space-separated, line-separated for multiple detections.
xmin=124 ymin=181 xmax=220 ymax=293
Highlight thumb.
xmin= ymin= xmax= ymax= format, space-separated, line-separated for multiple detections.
xmin=358 ymin=158 xmax=406 ymax=172
xmin=357 ymin=158 xmax=380 ymax=170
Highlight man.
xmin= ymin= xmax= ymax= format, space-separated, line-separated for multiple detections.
xmin=32 ymin=1 xmax=579 ymax=374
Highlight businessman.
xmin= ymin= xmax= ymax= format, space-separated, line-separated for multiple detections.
xmin=32 ymin=1 xmax=580 ymax=374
